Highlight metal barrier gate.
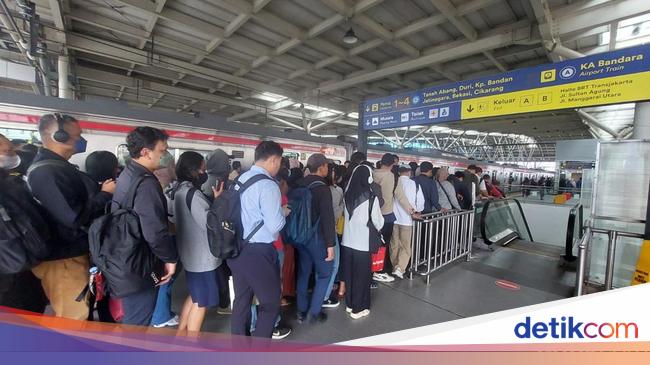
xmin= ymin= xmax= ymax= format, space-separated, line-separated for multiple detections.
xmin=409 ymin=210 xmax=475 ymax=284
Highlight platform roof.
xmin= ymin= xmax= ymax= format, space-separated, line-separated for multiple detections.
xmin=0 ymin=0 xmax=648 ymax=161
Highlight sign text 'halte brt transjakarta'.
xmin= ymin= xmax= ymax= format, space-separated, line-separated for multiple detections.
xmin=360 ymin=44 xmax=650 ymax=130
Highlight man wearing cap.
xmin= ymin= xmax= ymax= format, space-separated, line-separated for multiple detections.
xmin=295 ymin=153 xmax=335 ymax=324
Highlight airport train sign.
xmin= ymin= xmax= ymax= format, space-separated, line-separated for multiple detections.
xmin=360 ymin=44 xmax=650 ymax=130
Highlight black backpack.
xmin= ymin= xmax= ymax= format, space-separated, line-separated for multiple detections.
xmin=282 ymin=180 xmax=325 ymax=247
xmin=88 ymin=174 xmax=163 ymax=298
xmin=0 ymin=178 xmax=50 ymax=274
xmin=206 ymin=174 xmax=272 ymax=259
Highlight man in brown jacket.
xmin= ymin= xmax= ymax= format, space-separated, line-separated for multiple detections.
xmin=372 ymin=153 xmax=416 ymax=282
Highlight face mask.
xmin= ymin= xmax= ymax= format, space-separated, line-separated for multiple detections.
xmin=74 ymin=136 xmax=87 ymax=154
xmin=0 ymin=154 xmax=20 ymax=170
xmin=196 ymin=172 xmax=208 ymax=187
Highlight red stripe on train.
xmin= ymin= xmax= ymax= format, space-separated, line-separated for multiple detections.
xmin=0 ymin=112 xmax=345 ymax=155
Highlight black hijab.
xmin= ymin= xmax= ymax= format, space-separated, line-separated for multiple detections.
xmin=344 ymin=164 xmax=373 ymax=218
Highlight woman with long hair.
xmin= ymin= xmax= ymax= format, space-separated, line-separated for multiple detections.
xmin=172 ymin=151 xmax=222 ymax=333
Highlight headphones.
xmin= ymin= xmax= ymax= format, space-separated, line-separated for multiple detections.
xmin=345 ymin=163 xmax=373 ymax=192
xmin=52 ymin=113 xmax=70 ymax=143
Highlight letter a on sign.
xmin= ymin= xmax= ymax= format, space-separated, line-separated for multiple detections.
xmin=632 ymin=181 xmax=650 ymax=285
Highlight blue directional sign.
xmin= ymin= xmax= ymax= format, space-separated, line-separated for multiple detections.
xmin=360 ymin=44 xmax=650 ymax=130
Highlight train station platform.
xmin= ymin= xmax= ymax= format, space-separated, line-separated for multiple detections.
xmin=170 ymin=239 xmax=574 ymax=344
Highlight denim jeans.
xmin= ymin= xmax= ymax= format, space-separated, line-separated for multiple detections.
xmin=149 ymin=275 xmax=176 ymax=326
xmin=324 ymin=237 xmax=340 ymax=301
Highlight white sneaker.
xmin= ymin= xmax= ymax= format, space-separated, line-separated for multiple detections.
xmin=349 ymin=309 xmax=370 ymax=319
xmin=392 ymin=268 xmax=404 ymax=279
xmin=346 ymin=307 xmax=353 ymax=313
xmin=373 ymin=273 xmax=395 ymax=282
xmin=152 ymin=314 xmax=179 ymax=328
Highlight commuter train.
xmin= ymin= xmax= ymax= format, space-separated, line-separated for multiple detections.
xmin=0 ymin=105 xmax=551 ymax=184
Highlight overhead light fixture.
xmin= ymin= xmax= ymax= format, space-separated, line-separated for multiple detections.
xmin=343 ymin=28 xmax=358 ymax=44
xmin=234 ymin=90 xmax=243 ymax=100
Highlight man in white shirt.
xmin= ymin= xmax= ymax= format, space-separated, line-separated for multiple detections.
xmin=476 ymin=166 xmax=490 ymax=199
xmin=391 ymin=165 xmax=425 ymax=279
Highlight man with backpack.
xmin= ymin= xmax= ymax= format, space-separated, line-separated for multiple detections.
xmin=105 ymin=127 xmax=178 ymax=325
xmin=229 ymin=141 xmax=290 ymax=338
xmin=26 ymin=114 xmax=115 ymax=320
xmin=0 ymin=133 xmax=48 ymax=313
xmin=291 ymin=153 xmax=335 ymax=324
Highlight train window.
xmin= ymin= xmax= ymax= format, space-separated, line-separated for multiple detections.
xmin=115 ymin=144 xmax=131 ymax=167
xmin=231 ymin=150 xmax=245 ymax=159
xmin=283 ymin=152 xmax=299 ymax=160
xmin=0 ymin=128 xmax=40 ymax=143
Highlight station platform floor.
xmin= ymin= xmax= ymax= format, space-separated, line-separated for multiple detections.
xmin=169 ymin=240 xmax=576 ymax=344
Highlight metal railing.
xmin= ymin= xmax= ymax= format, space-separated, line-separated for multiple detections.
xmin=409 ymin=209 xmax=475 ymax=284
xmin=575 ymin=220 xmax=645 ymax=296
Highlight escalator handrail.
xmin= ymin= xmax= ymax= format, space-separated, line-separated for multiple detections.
xmin=480 ymin=198 xmax=534 ymax=245
xmin=563 ymin=204 xmax=584 ymax=262
xmin=512 ymin=198 xmax=534 ymax=242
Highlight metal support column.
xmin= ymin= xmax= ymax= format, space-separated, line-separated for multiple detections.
xmin=58 ymin=54 xmax=70 ymax=99
xmin=633 ymin=102 xmax=650 ymax=139
xmin=357 ymin=102 xmax=368 ymax=154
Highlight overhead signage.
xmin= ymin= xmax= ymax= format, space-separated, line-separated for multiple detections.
xmin=360 ymin=44 xmax=650 ymax=130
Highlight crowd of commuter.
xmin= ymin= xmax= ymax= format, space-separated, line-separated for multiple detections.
xmin=0 ymin=113 xmax=512 ymax=340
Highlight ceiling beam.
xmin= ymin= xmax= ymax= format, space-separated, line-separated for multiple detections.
xmin=429 ymin=0 xmax=507 ymax=71
xmin=317 ymin=22 xmax=532 ymax=92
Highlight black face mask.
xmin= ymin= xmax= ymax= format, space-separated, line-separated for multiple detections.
xmin=195 ymin=172 xmax=208 ymax=187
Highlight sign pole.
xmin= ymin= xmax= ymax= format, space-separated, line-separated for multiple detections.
xmin=357 ymin=102 xmax=368 ymax=154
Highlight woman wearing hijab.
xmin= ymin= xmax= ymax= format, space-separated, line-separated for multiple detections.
xmin=341 ymin=164 xmax=384 ymax=319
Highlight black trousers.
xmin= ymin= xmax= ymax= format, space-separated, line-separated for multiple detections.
xmin=216 ymin=262 xmax=231 ymax=308
xmin=342 ymin=246 xmax=371 ymax=313
xmin=380 ymin=218 xmax=395 ymax=274
xmin=228 ymin=243 xmax=280 ymax=338
xmin=121 ymin=287 xmax=159 ymax=326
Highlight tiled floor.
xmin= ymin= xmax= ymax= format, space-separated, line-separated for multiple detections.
xmin=170 ymin=240 xmax=576 ymax=344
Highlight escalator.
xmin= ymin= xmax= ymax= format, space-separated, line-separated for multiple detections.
xmin=476 ymin=198 xmax=583 ymax=263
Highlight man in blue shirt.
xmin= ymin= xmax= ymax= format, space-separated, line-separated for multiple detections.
xmin=229 ymin=141 xmax=290 ymax=338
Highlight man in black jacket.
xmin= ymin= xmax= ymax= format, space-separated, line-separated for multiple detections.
xmin=295 ymin=153 xmax=335 ymax=324
xmin=0 ymin=134 xmax=48 ymax=314
xmin=27 ymin=114 xmax=115 ymax=320
xmin=112 ymin=127 xmax=178 ymax=325
xmin=452 ymin=171 xmax=473 ymax=210
xmin=413 ymin=162 xmax=442 ymax=214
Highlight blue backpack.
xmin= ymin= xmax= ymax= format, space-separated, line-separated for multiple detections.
xmin=283 ymin=180 xmax=326 ymax=247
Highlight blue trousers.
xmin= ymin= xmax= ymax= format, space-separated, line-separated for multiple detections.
xmin=150 ymin=276 xmax=176 ymax=326
xmin=296 ymin=239 xmax=333 ymax=317
xmin=324 ymin=239 xmax=340 ymax=301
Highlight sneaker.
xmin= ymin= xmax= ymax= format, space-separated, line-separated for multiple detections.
xmin=217 ymin=306 xmax=232 ymax=315
xmin=349 ymin=309 xmax=370 ymax=319
xmin=346 ymin=307 xmax=353 ymax=313
xmin=310 ymin=312 xmax=328 ymax=324
xmin=272 ymin=327 xmax=292 ymax=340
xmin=373 ymin=273 xmax=395 ymax=282
xmin=322 ymin=298 xmax=340 ymax=308
xmin=370 ymin=282 xmax=379 ymax=290
xmin=296 ymin=311 xmax=307 ymax=324
xmin=392 ymin=268 xmax=404 ymax=279
xmin=152 ymin=314 xmax=179 ymax=328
